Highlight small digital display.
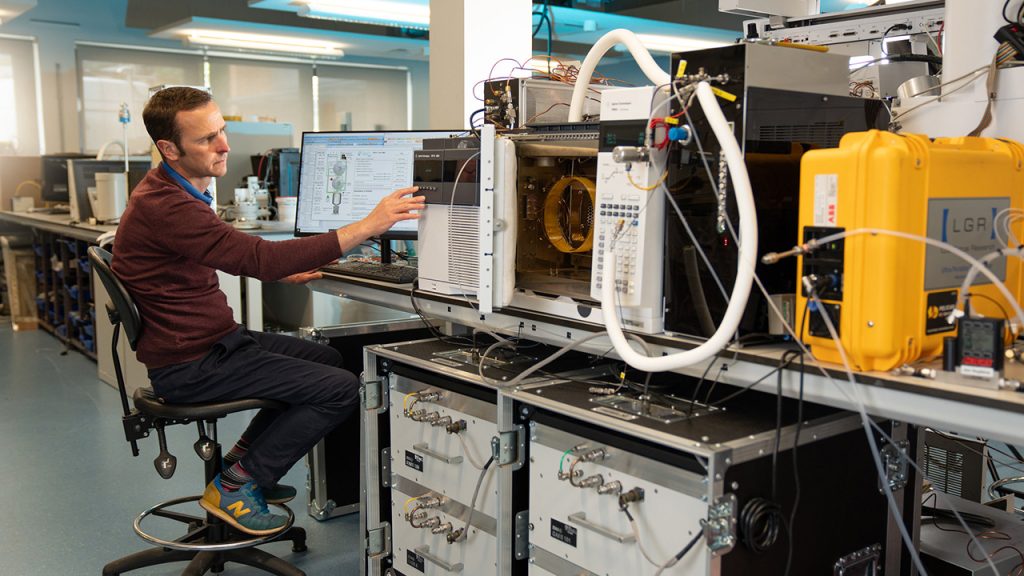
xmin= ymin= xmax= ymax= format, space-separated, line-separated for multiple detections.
xmin=961 ymin=321 xmax=993 ymax=358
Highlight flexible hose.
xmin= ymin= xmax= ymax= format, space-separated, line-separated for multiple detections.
xmin=955 ymin=246 xmax=1024 ymax=331
xmin=601 ymin=82 xmax=757 ymax=372
xmin=568 ymin=28 xmax=671 ymax=122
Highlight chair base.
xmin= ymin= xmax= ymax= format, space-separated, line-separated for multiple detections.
xmin=102 ymin=526 xmax=307 ymax=576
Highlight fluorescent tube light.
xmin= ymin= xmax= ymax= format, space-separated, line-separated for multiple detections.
xmin=296 ymin=0 xmax=430 ymax=30
xmin=183 ymin=29 xmax=345 ymax=56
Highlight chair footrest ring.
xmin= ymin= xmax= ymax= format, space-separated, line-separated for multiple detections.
xmin=133 ymin=494 xmax=296 ymax=552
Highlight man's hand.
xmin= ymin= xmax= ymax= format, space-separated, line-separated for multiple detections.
xmin=336 ymin=186 xmax=425 ymax=252
xmin=363 ymin=186 xmax=426 ymax=237
xmin=280 ymin=270 xmax=323 ymax=284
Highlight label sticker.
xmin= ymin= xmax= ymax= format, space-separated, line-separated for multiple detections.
xmin=551 ymin=518 xmax=578 ymax=547
xmin=406 ymin=550 xmax=425 ymax=572
xmin=925 ymin=290 xmax=958 ymax=335
xmin=925 ymin=198 xmax=1009 ymax=290
xmin=813 ymin=174 xmax=838 ymax=226
xmin=405 ymin=450 xmax=424 ymax=472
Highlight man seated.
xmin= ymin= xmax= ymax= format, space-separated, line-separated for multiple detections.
xmin=112 ymin=87 xmax=424 ymax=535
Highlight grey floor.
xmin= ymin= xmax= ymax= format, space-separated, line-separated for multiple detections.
xmin=0 ymin=322 xmax=360 ymax=576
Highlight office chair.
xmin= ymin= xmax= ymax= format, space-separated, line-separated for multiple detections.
xmin=88 ymin=246 xmax=308 ymax=576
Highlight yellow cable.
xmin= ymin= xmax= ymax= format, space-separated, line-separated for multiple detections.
xmin=14 ymin=180 xmax=41 ymax=197
xmin=403 ymin=495 xmax=419 ymax=513
xmin=402 ymin=391 xmax=418 ymax=413
xmin=626 ymin=169 xmax=668 ymax=192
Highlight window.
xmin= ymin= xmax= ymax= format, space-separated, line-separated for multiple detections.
xmin=77 ymin=45 xmax=203 ymax=155
xmin=208 ymin=56 xmax=314 ymax=146
xmin=0 ymin=37 xmax=40 ymax=154
xmin=316 ymin=64 xmax=409 ymax=132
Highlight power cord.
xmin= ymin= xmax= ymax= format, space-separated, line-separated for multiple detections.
xmin=739 ymin=497 xmax=782 ymax=554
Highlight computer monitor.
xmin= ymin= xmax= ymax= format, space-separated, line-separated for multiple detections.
xmin=41 ymin=153 xmax=90 ymax=202
xmin=294 ymin=130 xmax=464 ymax=252
xmin=277 ymin=148 xmax=301 ymax=198
xmin=68 ymin=159 xmax=152 ymax=222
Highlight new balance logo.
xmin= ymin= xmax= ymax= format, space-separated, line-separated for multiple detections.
xmin=227 ymin=501 xmax=251 ymax=518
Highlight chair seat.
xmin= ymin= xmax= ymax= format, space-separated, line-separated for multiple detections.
xmin=133 ymin=387 xmax=287 ymax=421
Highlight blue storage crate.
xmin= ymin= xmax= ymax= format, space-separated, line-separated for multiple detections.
xmin=81 ymin=336 xmax=95 ymax=352
xmin=83 ymin=323 xmax=95 ymax=338
xmin=78 ymin=258 xmax=91 ymax=275
xmin=56 ymin=324 xmax=67 ymax=338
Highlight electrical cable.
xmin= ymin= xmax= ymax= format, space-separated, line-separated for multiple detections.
xmin=881 ymin=24 xmax=912 ymax=57
xmin=653 ymin=526 xmax=705 ymax=576
xmin=496 ymin=331 xmax=609 ymax=389
xmin=1004 ymin=0 xmax=1021 ymax=24
xmin=739 ymin=497 xmax=782 ymax=555
xmin=709 ymin=353 xmax=798 ymax=407
xmin=784 ymin=349 xmax=805 ymax=576
xmin=688 ymin=355 xmax=718 ymax=415
xmin=409 ymin=280 xmax=476 ymax=347
xmin=455 ymin=455 xmax=494 ymax=543
xmin=455 ymin=431 xmax=487 ymax=471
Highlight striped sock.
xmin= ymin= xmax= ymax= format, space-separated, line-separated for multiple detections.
xmin=220 ymin=462 xmax=253 ymax=492
xmin=224 ymin=437 xmax=251 ymax=465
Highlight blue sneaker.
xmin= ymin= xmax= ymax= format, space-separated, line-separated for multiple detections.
xmin=200 ymin=475 xmax=287 ymax=535
xmin=221 ymin=459 xmax=295 ymax=504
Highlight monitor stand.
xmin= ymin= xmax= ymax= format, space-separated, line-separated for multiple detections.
xmin=379 ymin=239 xmax=392 ymax=265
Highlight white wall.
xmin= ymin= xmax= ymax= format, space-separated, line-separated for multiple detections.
xmin=0 ymin=0 xmax=430 ymax=153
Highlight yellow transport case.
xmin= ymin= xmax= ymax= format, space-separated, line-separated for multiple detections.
xmin=797 ymin=130 xmax=1024 ymax=372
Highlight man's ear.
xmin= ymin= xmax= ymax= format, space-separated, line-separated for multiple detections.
xmin=156 ymin=139 xmax=180 ymax=161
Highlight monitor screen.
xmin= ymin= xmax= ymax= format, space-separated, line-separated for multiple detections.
xmin=294 ymin=130 xmax=463 ymax=239
xmin=70 ymin=159 xmax=151 ymax=194
xmin=277 ymin=148 xmax=300 ymax=198
xmin=41 ymin=153 xmax=90 ymax=202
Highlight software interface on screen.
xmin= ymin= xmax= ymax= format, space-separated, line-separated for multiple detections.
xmin=295 ymin=131 xmax=460 ymax=236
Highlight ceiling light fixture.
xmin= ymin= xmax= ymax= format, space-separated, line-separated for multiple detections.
xmin=295 ymin=0 xmax=430 ymax=31
xmin=182 ymin=29 xmax=345 ymax=56
xmin=631 ymin=33 xmax=731 ymax=54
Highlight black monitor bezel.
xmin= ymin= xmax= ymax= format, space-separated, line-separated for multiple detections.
xmin=40 ymin=153 xmax=91 ymax=202
xmin=293 ymin=129 xmax=465 ymax=240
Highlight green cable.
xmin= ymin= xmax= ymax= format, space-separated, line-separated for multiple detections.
xmin=558 ymin=449 xmax=574 ymax=473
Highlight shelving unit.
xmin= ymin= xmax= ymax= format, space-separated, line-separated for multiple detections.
xmin=33 ymin=231 xmax=96 ymax=359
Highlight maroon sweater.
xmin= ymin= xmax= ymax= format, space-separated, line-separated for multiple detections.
xmin=112 ymin=167 xmax=342 ymax=369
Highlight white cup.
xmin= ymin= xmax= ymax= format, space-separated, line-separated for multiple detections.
xmin=277 ymin=197 xmax=297 ymax=222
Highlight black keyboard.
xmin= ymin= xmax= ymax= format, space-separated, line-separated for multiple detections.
xmin=321 ymin=260 xmax=418 ymax=284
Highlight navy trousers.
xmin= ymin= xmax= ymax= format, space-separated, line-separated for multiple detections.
xmin=148 ymin=326 xmax=359 ymax=488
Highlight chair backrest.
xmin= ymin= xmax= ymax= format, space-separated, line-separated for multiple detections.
xmin=88 ymin=246 xmax=143 ymax=351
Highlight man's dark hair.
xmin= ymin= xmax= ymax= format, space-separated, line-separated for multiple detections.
xmin=143 ymin=87 xmax=213 ymax=154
